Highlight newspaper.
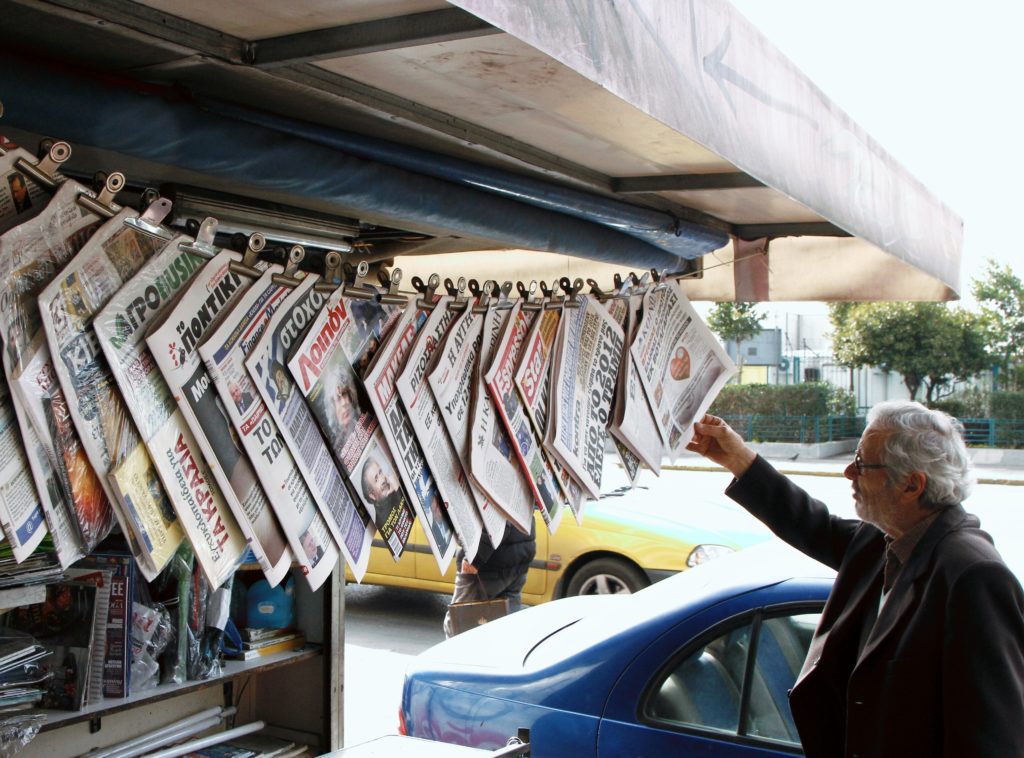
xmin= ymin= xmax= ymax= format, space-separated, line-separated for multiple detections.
xmin=484 ymin=301 xmax=564 ymax=532
xmin=37 ymin=206 xmax=176 ymax=551
xmin=396 ymin=296 xmax=486 ymax=561
xmin=0 ymin=148 xmax=50 ymax=234
xmin=246 ymin=273 xmax=371 ymax=581
xmin=0 ymin=377 xmax=46 ymax=562
xmin=547 ymin=295 xmax=624 ymax=500
xmin=0 ymin=179 xmax=107 ymax=566
xmin=93 ymin=242 xmax=221 ymax=577
xmin=199 ymin=269 xmax=354 ymax=589
xmin=143 ymin=250 xmax=254 ymax=587
xmin=364 ymin=300 xmax=457 ymax=573
xmin=608 ymin=291 xmax=662 ymax=478
xmin=288 ymin=287 xmax=413 ymax=561
xmin=630 ymin=280 xmax=737 ymax=459
xmin=462 ymin=303 xmax=534 ymax=534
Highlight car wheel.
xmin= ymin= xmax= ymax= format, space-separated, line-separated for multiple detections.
xmin=565 ymin=557 xmax=649 ymax=596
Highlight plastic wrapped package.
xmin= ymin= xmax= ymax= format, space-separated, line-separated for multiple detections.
xmin=0 ymin=713 xmax=46 ymax=758
xmin=153 ymin=542 xmax=193 ymax=686
xmin=129 ymin=600 xmax=173 ymax=693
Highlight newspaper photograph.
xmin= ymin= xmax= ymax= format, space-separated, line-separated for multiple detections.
xmin=462 ymin=303 xmax=534 ymax=534
xmin=630 ymin=280 xmax=737 ymax=459
xmin=288 ymin=287 xmax=413 ymax=562
xmin=423 ymin=301 xmax=507 ymax=544
xmin=548 ymin=295 xmax=624 ymax=501
xmin=484 ymin=301 xmax=564 ymax=532
xmin=0 ymin=378 xmax=47 ymax=562
xmin=144 ymin=250 xmax=253 ymax=587
xmin=0 ymin=179 xmax=104 ymax=565
xmin=364 ymin=300 xmax=457 ymax=574
xmin=246 ymin=273 xmax=370 ymax=581
xmin=396 ymin=296 xmax=485 ymax=561
xmin=0 ymin=148 xmax=49 ymax=234
xmin=93 ymin=242 xmax=219 ymax=576
xmin=608 ymin=292 xmax=663 ymax=478
xmin=200 ymin=269 xmax=355 ymax=589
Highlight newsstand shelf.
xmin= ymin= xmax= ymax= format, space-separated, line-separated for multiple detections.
xmin=37 ymin=645 xmax=322 ymax=731
xmin=0 ymin=584 xmax=46 ymax=611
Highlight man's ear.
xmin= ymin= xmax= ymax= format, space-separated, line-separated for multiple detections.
xmin=904 ymin=471 xmax=927 ymax=499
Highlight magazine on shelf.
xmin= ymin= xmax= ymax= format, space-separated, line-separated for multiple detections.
xmin=64 ymin=566 xmax=113 ymax=706
xmin=364 ymin=300 xmax=457 ymax=574
xmin=484 ymin=301 xmax=564 ymax=532
xmin=608 ymin=290 xmax=662 ymax=478
xmin=0 ymin=179 xmax=106 ymax=568
xmin=396 ymin=295 xmax=486 ymax=561
xmin=245 ymin=274 xmax=365 ymax=582
xmin=77 ymin=551 xmax=134 ymax=698
xmin=93 ymin=241 xmax=206 ymax=576
xmin=459 ymin=303 xmax=534 ymax=534
xmin=144 ymin=250 xmax=254 ymax=588
xmin=288 ymin=287 xmax=414 ymax=562
xmin=200 ymin=270 xmax=356 ymax=588
xmin=37 ymin=205 xmax=179 ymax=553
xmin=630 ymin=280 xmax=737 ymax=459
xmin=547 ymin=295 xmax=624 ymax=501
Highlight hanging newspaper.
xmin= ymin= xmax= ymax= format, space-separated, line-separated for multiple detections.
xmin=0 ymin=147 xmax=49 ymax=234
xmin=246 ymin=274 xmax=371 ymax=581
xmin=287 ymin=287 xmax=414 ymax=562
xmin=630 ymin=280 xmax=737 ymax=459
xmin=144 ymin=250 xmax=254 ymax=587
xmin=38 ymin=204 xmax=178 ymax=553
xmin=0 ymin=375 xmax=46 ymax=562
xmin=608 ymin=290 xmax=662 ymax=478
xmin=0 ymin=178 xmax=107 ymax=567
xmin=547 ymin=295 xmax=624 ymax=501
xmin=516 ymin=302 xmax=588 ymax=523
xmin=431 ymin=303 xmax=533 ymax=536
xmin=364 ymin=299 xmax=457 ymax=574
xmin=93 ymin=241 xmax=216 ymax=577
xmin=396 ymin=295 xmax=486 ymax=561
xmin=200 ymin=269 xmax=344 ymax=590
xmin=595 ymin=295 xmax=641 ymax=483
xmin=484 ymin=300 xmax=564 ymax=532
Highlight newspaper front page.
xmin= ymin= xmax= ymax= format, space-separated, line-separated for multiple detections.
xmin=288 ymin=288 xmax=413 ymax=561
xmin=38 ymin=207 xmax=176 ymax=551
xmin=484 ymin=301 xmax=564 ymax=533
xmin=144 ymin=250 xmax=253 ymax=587
xmin=246 ymin=274 xmax=370 ymax=581
xmin=430 ymin=304 xmax=532 ymax=537
xmin=609 ymin=292 xmax=663 ymax=478
xmin=199 ymin=270 xmax=359 ymax=588
xmin=548 ymin=295 xmax=624 ymax=501
xmin=396 ymin=296 xmax=486 ymax=561
xmin=0 ymin=179 xmax=107 ymax=567
xmin=0 ymin=377 xmax=46 ymax=561
xmin=630 ymin=280 xmax=737 ymax=459
xmin=364 ymin=301 xmax=457 ymax=574
xmin=93 ymin=242 xmax=214 ymax=576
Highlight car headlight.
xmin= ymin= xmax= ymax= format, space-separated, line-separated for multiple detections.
xmin=686 ymin=543 xmax=735 ymax=568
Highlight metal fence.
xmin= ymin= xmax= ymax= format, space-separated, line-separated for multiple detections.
xmin=718 ymin=415 xmax=866 ymax=444
xmin=959 ymin=418 xmax=1024 ymax=449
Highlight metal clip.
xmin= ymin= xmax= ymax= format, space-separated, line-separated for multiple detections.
xmin=587 ymin=278 xmax=608 ymax=302
xmin=560 ymin=277 xmax=584 ymax=308
xmin=650 ymin=268 xmax=669 ymax=290
xmin=446 ymin=277 xmax=470 ymax=311
xmin=272 ymin=245 xmax=305 ymax=287
xmin=15 ymin=139 xmax=70 ymax=190
xmin=377 ymin=267 xmax=408 ymax=305
xmin=413 ymin=274 xmax=441 ymax=310
xmin=542 ymin=280 xmax=564 ymax=310
xmin=314 ymin=250 xmax=345 ymax=293
xmin=517 ymin=280 xmax=543 ymax=311
xmin=75 ymin=171 xmax=125 ymax=220
xmin=124 ymin=193 xmax=175 ymax=240
xmin=229 ymin=233 xmax=267 ymax=278
xmin=178 ymin=216 xmax=220 ymax=259
xmin=472 ymin=280 xmax=498 ymax=313
xmin=494 ymin=281 xmax=515 ymax=310
xmin=341 ymin=261 xmax=376 ymax=300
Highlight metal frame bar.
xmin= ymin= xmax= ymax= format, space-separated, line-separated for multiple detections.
xmin=613 ymin=172 xmax=766 ymax=193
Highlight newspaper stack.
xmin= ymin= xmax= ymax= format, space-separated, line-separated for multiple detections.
xmin=288 ymin=286 xmax=414 ymax=562
xmin=93 ymin=240 xmax=210 ymax=578
xmin=144 ymin=249 xmax=253 ymax=587
xmin=247 ymin=273 xmax=371 ymax=582
xmin=630 ymin=279 xmax=736 ymax=459
xmin=396 ymin=295 xmax=487 ymax=561
xmin=364 ymin=299 xmax=457 ymax=574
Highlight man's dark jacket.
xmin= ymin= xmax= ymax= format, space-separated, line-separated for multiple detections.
xmin=728 ymin=456 xmax=1024 ymax=758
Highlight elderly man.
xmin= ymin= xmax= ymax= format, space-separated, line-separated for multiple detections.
xmin=687 ymin=400 xmax=1024 ymax=758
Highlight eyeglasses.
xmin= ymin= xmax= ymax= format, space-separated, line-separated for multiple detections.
xmin=852 ymin=452 xmax=887 ymax=476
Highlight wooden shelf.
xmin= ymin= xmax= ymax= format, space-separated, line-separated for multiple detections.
xmin=38 ymin=645 xmax=322 ymax=731
xmin=0 ymin=584 xmax=46 ymax=611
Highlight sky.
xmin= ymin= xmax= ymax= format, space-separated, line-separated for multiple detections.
xmin=727 ymin=0 xmax=1024 ymax=309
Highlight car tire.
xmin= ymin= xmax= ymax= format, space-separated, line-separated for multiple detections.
xmin=565 ymin=557 xmax=649 ymax=597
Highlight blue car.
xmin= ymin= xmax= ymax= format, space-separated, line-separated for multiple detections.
xmin=400 ymin=542 xmax=836 ymax=756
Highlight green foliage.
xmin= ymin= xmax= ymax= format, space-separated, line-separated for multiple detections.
xmin=710 ymin=382 xmax=855 ymax=417
xmin=990 ymin=391 xmax=1024 ymax=419
xmin=706 ymin=302 xmax=765 ymax=345
xmin=972 ymin=259 xmax=1024 ymax=390
xmin=828 ymin=301 xmax=988 ymax=403
xmin=929 ymin=387 xmax=991 ymax=418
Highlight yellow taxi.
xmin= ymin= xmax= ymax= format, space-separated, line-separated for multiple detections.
xmin=346 ymin=480 xmax=770 ymax=605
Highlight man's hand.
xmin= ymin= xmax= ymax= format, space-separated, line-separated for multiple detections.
xmin=687 ymin=414 xmax=757 ymax=477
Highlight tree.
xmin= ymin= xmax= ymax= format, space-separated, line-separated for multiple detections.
xmin=972 ymin=259 xmax=1024 ymax=390
xmin=829 ymin=302 xmax=987 ymax=403
xmin=706 ymin=302 xmax=765 ymax=345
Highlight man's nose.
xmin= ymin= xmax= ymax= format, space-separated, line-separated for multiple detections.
xmin=844 ymin=461 xmax=857 ymax=481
